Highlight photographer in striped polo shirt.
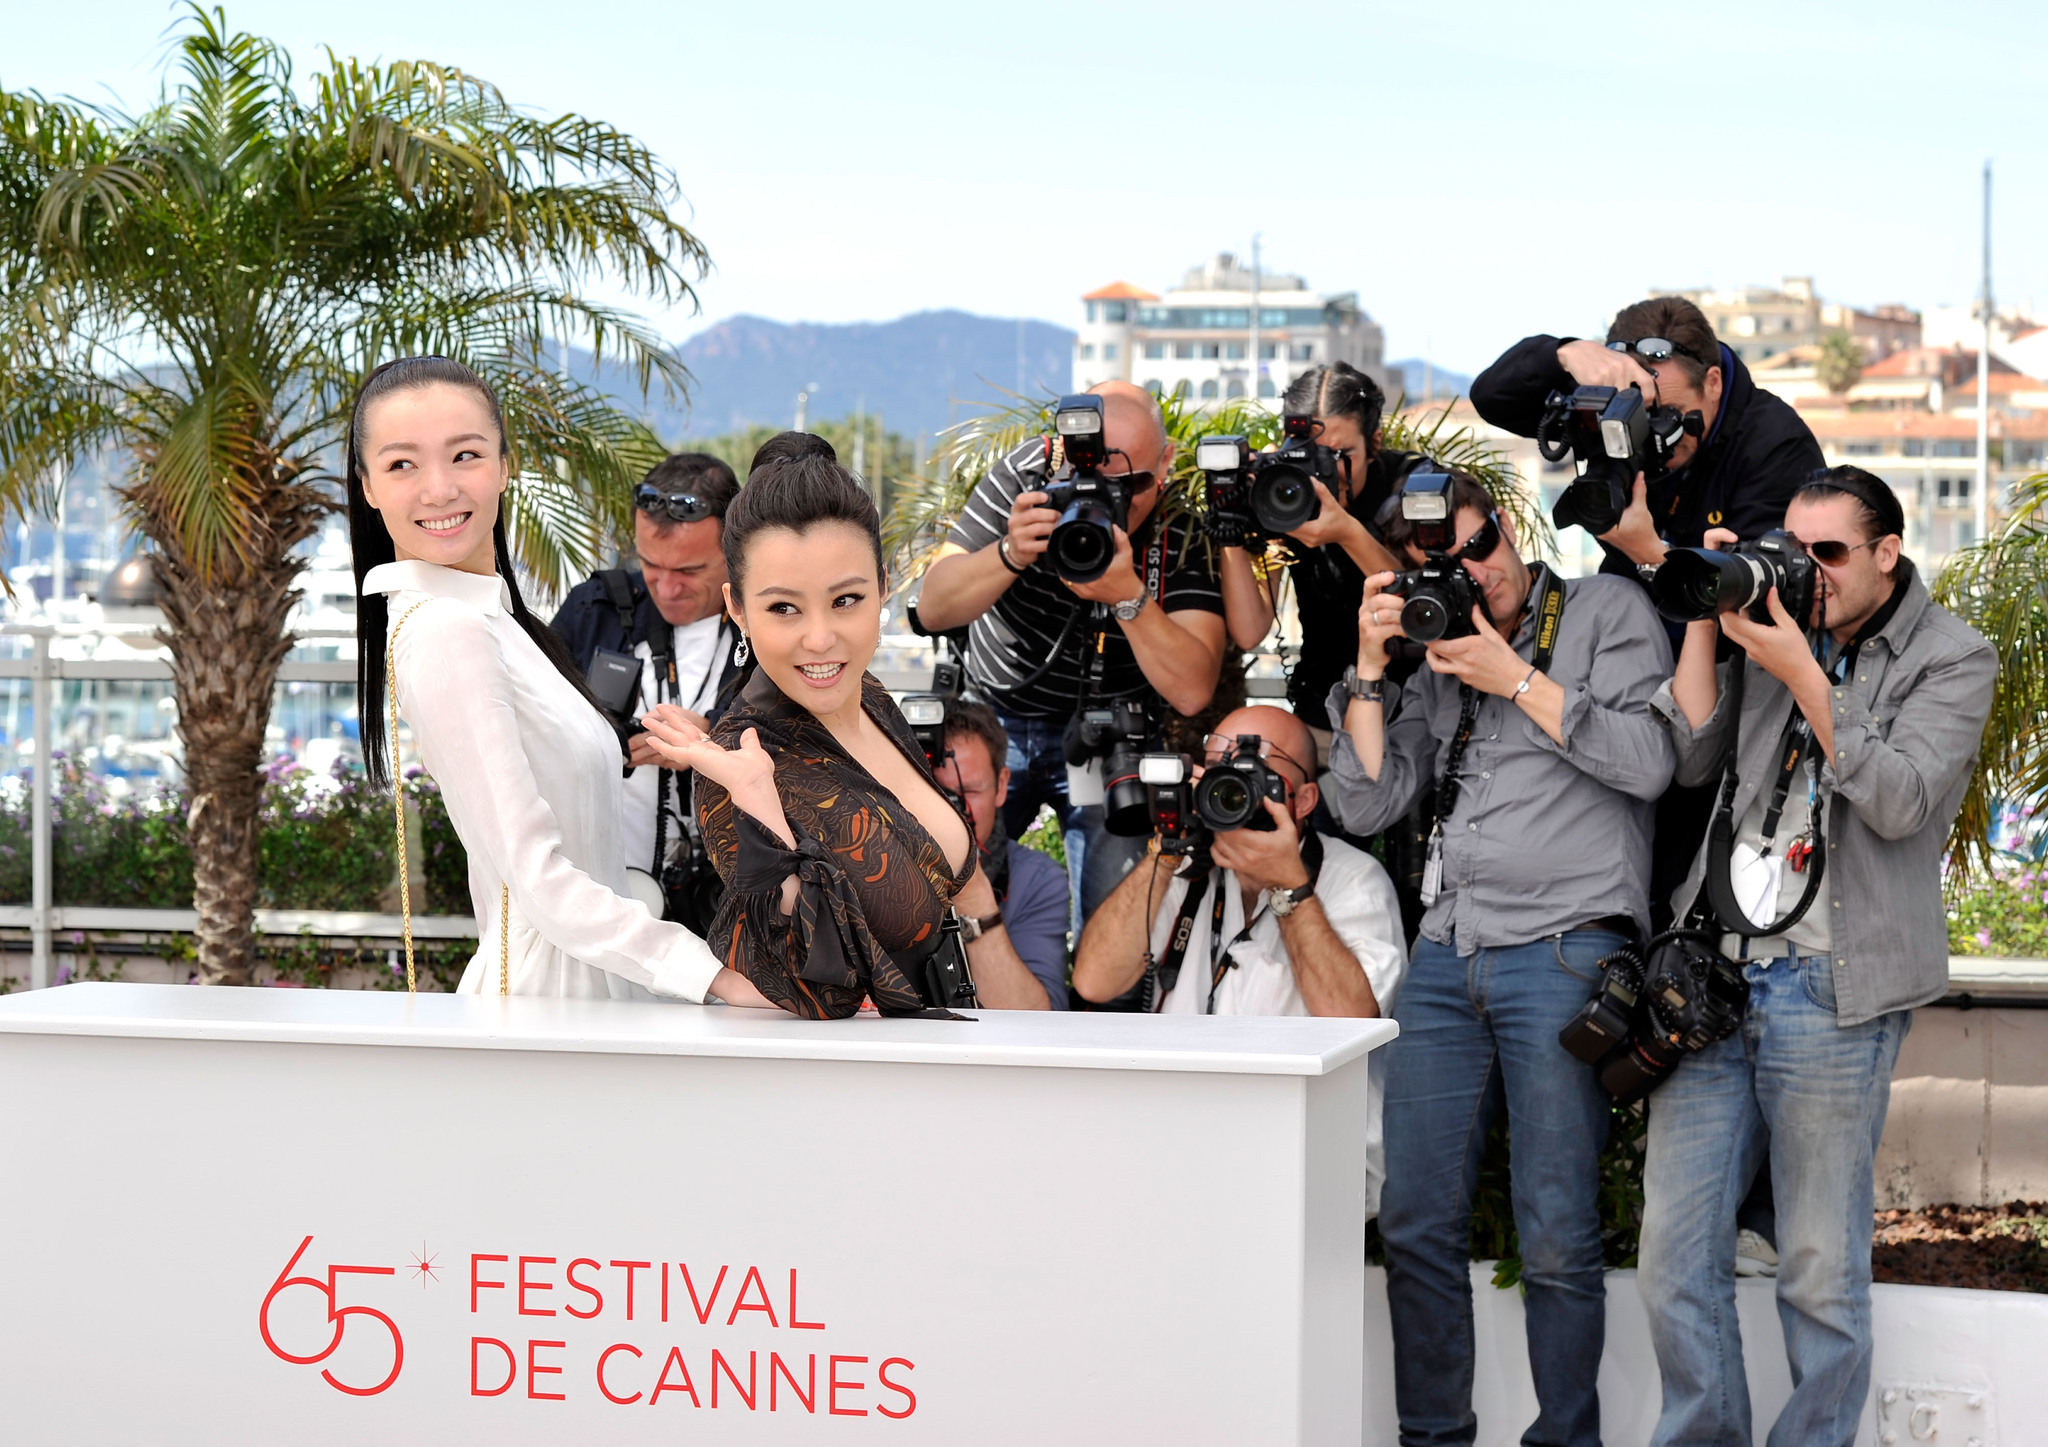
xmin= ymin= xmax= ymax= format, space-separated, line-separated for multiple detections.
xmin=916 ymin=383 xmax=1226 ymax=947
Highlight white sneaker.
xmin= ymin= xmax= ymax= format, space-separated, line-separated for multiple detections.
xmin=1735 ymin=1228 xmax=1780 ymax=1277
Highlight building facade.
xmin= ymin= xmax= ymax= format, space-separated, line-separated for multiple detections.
xmin=1073 ymin=253 xmax=1388 ymax=404
xmin=1654 ymin=277 xmax=1921 ymax=365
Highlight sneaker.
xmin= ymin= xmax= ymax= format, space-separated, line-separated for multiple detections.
xmin=1735 ymin=1228 xmax=1779 ymax=1278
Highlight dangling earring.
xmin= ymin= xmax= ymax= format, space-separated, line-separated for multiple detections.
xmin=734 ymin=632 xmax=750 ymax=667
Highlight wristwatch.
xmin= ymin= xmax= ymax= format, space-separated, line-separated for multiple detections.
xmin=958 ymin=910 xmax=1004 ymax=943
xmin=1111 ymin=592 xmax=1148 ymax=624
xmin=1342 ymin=665 xmax=1385 ymax=704
xmin=1268 ymin=881 xmax=1315 ymax=919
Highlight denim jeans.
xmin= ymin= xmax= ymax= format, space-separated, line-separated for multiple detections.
xmin=996 ymin=710 xmax=1147 ymax=940
xmin=1379 ymin=929 xmax=1622 ymax=1447
xmin=1638 ymin=951 xmax=1909 ymax=1447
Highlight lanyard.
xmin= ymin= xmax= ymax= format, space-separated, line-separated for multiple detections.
xmin=1203 ymin=830 xmax=1324 ymax=1013
xmin=1429 ymin=566 xmax=1566 ymax=839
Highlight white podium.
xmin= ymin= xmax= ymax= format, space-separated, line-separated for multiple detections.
xmin=0 ymin=982 xmax=1393 ymax=1445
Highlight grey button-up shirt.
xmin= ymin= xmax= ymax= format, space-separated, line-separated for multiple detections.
xmin=1653 ymin=565 xmax=1996 ymax=1027
xmin=1325 ymin=571 xmax=1676 ymax=954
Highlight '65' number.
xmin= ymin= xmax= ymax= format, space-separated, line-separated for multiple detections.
xmin=259 ymin=1235 xmax=404 ymax=1396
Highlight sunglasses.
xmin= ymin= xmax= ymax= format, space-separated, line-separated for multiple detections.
xmin=1804 ymin=536 xmax=1883 ymax=566
xmin=1200 ymin=733 xmax=1310 ymax=785
xmin=1607 ymin=337 xmax=1707 ymax=367
xmin=1449 ymin=511 xmax=1504 ymax=564
xmin=634 ymin=483 xmax=714 ymax=523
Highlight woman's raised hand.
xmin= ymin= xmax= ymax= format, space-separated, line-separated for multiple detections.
xmin=639 ymin=707 xmax=784 ymax=827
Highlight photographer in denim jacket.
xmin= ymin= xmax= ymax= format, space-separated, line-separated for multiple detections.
xmin=1640 ymin=466 xmax=1996 ymax=1447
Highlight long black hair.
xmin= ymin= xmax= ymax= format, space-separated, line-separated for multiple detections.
xmin=349 ymin=356 xmax=606 ymax=788
xmin=716 ymin=454 xmax=884 ymax=701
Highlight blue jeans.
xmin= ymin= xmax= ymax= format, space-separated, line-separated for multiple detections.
xmin=996 ymin=710 xmax=1147 ymax=940
xmin=1639 ymin=952 xmax=1909 ymax=1447
xmin=1379 ymin=930 xmax=1622 ymax=1447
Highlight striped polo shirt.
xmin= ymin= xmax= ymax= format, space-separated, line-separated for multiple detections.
xmin=947 ymin=437 xmax=1223 ymax=720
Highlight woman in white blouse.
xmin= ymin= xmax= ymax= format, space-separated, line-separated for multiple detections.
xmin=347 ymin=356 xmax=770 ymax=1008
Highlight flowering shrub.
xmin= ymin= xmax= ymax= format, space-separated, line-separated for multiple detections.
xmin=1948 ymin=858 xmax=2048 ymax=956
xmin=259 ymin=757 xmax=398 ymax=911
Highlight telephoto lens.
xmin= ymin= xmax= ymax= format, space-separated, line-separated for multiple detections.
xmin=1650 ymin=530 xmax=1817 ymax=626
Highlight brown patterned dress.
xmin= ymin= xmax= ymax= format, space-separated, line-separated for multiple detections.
xmin=696 ymin=668 xmax=975 ymax=1019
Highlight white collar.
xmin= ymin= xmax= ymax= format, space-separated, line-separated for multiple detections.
xmin=360 ymin=559 xmax=509 ymax=617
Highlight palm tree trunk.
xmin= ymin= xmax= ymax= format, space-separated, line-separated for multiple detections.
xmin=142 ymin=460 xmax=326 ymax=986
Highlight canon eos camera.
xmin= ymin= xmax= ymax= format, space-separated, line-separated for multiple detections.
xmin=1381 ymin=473 xmax=1482 ymax=647
xmin=1136 ymin=738 xmax=1291 ymax=844
xmin=1651 ymin=530 xmax=1818 ymax=626
xmin=1040 ymin=394 xmax=1138 ymax=583
xmin=1196 ymin=413 xmax=1350 ymax=545
xmin=1538 ymin=384 xmax=1699 ymax=534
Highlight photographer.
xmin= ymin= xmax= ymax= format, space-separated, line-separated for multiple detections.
xmin=929 ymin=701 xmax=1074 ymax=1010
xmin=1212 ymin=362 xmax=1428 ymax=741
xmin=1637 ymin=467 xmax=1995 ymax=1447
xmin=915 ymin=381 xmax=1226 ymax=923
xmin=1471 ymin=297 xmax=1822 ymax=577
xmin=1327 ymin=470 xmax=1675 ymax=1446
xmin=1069 ymin=705 xmax=1407 ymax=1203
xmin=551 ymin=452 xmax=742 ymax=926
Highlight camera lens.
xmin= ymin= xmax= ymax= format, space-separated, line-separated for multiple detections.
xmin=1650 ymin=549 xmax=1766 ymax=623
xmin=1400 ymin=593 xmax=1451 ymax=643
xmin=1251 ymin=464 xmax=1320 ymax=535
xmin=1050 ymin=517 xmax=1113 ymax=582
xmin=1103 ymin=744 xmax=1152 ymax=837
xmin=1194 ymin=769 xmax=1255 ymax=830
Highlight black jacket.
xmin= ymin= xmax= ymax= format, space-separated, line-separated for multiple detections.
xmin=1471 ymin=337 xmax=1824 ymax=577
xmin=550 ymin=568 xmax=742 ymax=715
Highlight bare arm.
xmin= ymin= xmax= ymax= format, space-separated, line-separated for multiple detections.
xmin=912 ymin=479 xmax=1059 ymax=632
xmin=1071 ymin=848 xmax=1182 ymax=1004
xmin=1276 ymin=899 xmax=1379 ymax=1017
xmin=952 ymin=865 xmax=1050 ymax=1010
xmin=1218 ymin=546 xmax=1277 ymax=652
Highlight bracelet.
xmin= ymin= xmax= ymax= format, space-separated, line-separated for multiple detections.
xmin=996 ymin=537 xmax=1026 ymax=575
xmin=1514 ymin=665 xmax=1540 ymax=698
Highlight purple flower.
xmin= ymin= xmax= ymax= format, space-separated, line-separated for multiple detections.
xmin=1977 ymin=929 xmax=1993 ymax=949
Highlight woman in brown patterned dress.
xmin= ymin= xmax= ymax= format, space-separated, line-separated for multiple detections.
xmin=639 ymin=455 xmax=997 ymax=1019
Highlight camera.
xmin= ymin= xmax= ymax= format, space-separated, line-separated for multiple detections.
xmin=1651 ymin=530 xmax=1818 ymax=627
xmin=1558 ymin=931 xmax=1749 ymax=1105
xmin=1040 ymin=394 xmax=1137 ymax=583
xmin=1065 ymin=698 xmax=1152 ymax=836
xmin=1537 ymin=385 xmax=1695 ymax=534
xmin=1382 ymin=473 xmax=1482 ymax=646
xmin=1197 ymin=414 xmax=1348 ymax=543
xmin=1194 ymin=735 xmax=1291 ymax=832
xmin=1138 ymin=752 xmax=1201 ymax=855
xmin=900 ymin=692 xmax=968 ymax=815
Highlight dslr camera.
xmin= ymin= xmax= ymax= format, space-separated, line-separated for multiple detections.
xmin=1382 ymin=472 xmax=1483 ymax=647
xmin=1067 ymin=698 xmax=1152 ymax=837
xmin=1194 ymin=735 xmax=1292 ymax=832
xmin=1196 ymin=413 xmax=1348 ymax=544
xmin=1537 ymin=385 xmax=1697 ymax=534
xmin=1040 ymin=394 xmax=1137 ymax=584
xmin=1651 ymin=530 xmax=1818 ymax=626
xmin=1557 ymin=930 xmax=1749 ymax=1105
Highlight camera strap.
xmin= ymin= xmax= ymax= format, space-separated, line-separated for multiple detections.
xmin=1420 ymin=568 xmax=1566 ymax=906
xmin=1701 ymin=649 xmax=1830 ymax=938
xmin=1205 ymin=828 xmax=1325 ymax=1014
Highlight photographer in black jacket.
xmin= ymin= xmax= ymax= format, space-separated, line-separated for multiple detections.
xmin=1472 ymin=297 xmax=1823 ymax=580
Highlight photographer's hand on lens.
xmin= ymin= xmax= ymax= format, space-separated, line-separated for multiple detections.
xmin=1556 ymin=338 xmax=1661 ymax=396
xmin=1717 ymin=587 xmax=1836 ymax=763
xmin=1206 ymin=796 xmax=1311 ymax=896
xmin=1356 ymin=571 xmax=1408 ymax=676
xmin=1597 ymin=473 xmax=1669 ymax=568
xmin=1061 ymin=524 xmax=1145 ymax=608
xmin=1424 ymin=607 xmax=1569 ymax=746
xmin=1279 ymin=479 xmax=1361 ymax=550
xmin=1006 ymin=488 xmax=1059 ymax=568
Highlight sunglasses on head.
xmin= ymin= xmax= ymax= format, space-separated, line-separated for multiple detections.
xmin=1608 ymin=337 xmax=1707 ymax=367
xmin=634 ymin=483 xmax=714 ymax=523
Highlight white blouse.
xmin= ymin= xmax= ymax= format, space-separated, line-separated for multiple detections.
xmin=364 ymin=560 xmax=723 ymax=1002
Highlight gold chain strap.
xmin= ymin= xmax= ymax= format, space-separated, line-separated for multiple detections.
xmin=388 ymin=600 xmax=511 ymax=997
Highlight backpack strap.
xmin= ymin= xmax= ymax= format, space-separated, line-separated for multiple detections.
xmin=598 ymin=568 xmax=639 ymax=645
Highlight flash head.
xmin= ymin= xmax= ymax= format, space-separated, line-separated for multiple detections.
xmin=1138 ymin=753 xmax=1188 ymax=787
xmin=1196 ymin=436 xmax=1250 ymax=473
xmin=900 ymin=697 xmax=948 ymax=729
xmin=1054 ymin=394 xmax=1104 ymax=438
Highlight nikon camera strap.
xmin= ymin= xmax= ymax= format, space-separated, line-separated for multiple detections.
xmin=1420 ymin=566 xmax=1567 ymax=905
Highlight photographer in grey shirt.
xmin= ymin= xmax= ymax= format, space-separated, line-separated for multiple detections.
xmin=1638 ymin=467 xmax=1996 ymax=1447
xmin=1324 ymin=469 xmax=1674 ymax=1447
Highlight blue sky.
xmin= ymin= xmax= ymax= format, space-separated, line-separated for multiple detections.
xmin=5 ymin=1 xmax=2044 ymax=373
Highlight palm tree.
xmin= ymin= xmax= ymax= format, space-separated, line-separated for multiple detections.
xmin=1816 ymin=331 xmax=1865 ymax=396
xmin=0 ymin=8 xmax=703 ymax=983
xmin=1933 ymin=469 xmax=2048 ymax=878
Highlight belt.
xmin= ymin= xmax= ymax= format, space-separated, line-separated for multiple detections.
xmin=1577 ymin=915 xmax=1636 ymax=938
